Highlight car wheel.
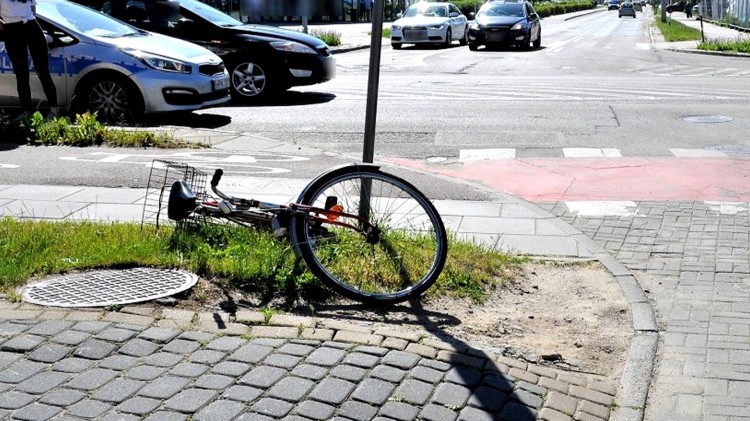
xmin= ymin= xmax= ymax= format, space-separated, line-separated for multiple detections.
xmin=444 ymin=28 xmax=452 ymax=48
xmin=459 ymin=26 xmax=468 ymax=45
xmin=229 ymin=60 xmax=274 ymax=101
xmin=468 ymin=42 xmax=478 ymax=51
xmin=533 ymin=31 xmax=541 ymax=49
xmin=77 ymin=72 xmax=144 ymax=123
xmin=392 ymin=42 xmax=402 ymax=49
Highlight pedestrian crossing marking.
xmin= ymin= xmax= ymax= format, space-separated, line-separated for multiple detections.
xmin=669 ymin=149 xmax=728 ymax=157
xmin=563 ymin=148 xmax=622 ymax=158
xmin=458 ymin=148 xmax=515 ymax=162
xmin=565 ymin=201 xmax=637 ymax=216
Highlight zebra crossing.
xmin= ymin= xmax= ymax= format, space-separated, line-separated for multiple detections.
xmin=449 ymin=147 xmax=747 ymax=162
xmin=625 ymin=63 xmax=750 ymax=77
xmin=561 ymin=200 xmax=750 ymax=216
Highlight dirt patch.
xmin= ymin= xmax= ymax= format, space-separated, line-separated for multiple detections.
xmin=166 ymin=259 xmax=632 ymax=378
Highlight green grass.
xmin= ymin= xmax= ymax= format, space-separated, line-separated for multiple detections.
xmin=0 ymin=219 xmax=526 ymax=305
xmin=0 ymin=111 xmax=205 ymax=148
xmin=698 ymin=37 xmax=750 ymax=53
xmin=653 ymin=15 xmax=703 ymax=41
xmin=308 ymin=28 xmax=342 ymax=46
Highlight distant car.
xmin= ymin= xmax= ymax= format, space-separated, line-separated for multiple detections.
xmin=0 ymin=0 xmax=230 ymax=122
xmin=467 ymin=0 xmax=541 ymax=51
xmin=608 ymin=0 xmax=621 ymax=10
xmin=619 ymin=2 xmax=637 ymax=17
xmin=72 ymin=0 xmax=336 ymax=102
xmin=666 ymin=0 xmax=686 ymax=12
xmin=390 ymin=2 xmax=468 ymax=49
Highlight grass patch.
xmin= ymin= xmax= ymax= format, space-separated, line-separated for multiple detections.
xmin=0 ymin=111 xmax=204 ymax=148
xmin=653 ymin=15 xmax=703 ymax=41
xmin=0 ymin=219 xmax=525 ymax=305
xmin=698 ymin=37 xmax=750 ymax=53
xmin=308 ymin=28 xmax=342 ymax=46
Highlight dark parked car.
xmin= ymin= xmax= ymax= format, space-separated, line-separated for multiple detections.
xmin=72 ymin=0 xmax=336 ymax=101
xmin=619 ymin=2 xmax=636 ymax=17
xmin=467 ymin=0 xmax=541 ymax=51
xmin=608 ymin=0 xmax=621 ymax=9
xmin=666 ymin=1 xmax=686 ymax=12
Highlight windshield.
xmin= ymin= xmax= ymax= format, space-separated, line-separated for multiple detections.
xmin=179 ymin=0 xmax=243 ymax=26
xmin=478 ymin=3 xmax=525 ymax=17
xmin=403 ymin=4 xmax=449 ymax=18
xmin=38 ymin=0 xmax=142 ymax=37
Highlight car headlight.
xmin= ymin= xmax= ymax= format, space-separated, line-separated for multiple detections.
xmin=428 ymin=23 xmax=445 ymax=30
xmin=122 ymin=49 xmax=192 ymax=73
xmin=270 ymin=41 xmax=317 ymax=54
xmin=511 ymin=22 xmax=526 ymax=31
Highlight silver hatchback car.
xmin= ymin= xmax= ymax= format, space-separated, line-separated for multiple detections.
xmin=0 ymin=0 xmax=230 ymax=122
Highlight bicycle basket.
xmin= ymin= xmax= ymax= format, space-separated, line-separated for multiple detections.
xmin=141 ymin=160 xmax=209 ymax=230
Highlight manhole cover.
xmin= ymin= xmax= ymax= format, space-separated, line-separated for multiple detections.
xmin=679 ymin=115 xmax=734 ymax=123
xmin=21 ymin=268 xmax=198 ymax=308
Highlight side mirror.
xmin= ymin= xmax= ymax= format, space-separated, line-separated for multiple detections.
xmin=529 ymin=12 xmax=538 ymax=19
xmin=397 ymin=12 xmax=402 ymax=18
xmin=449 ymin=11 xmax=459 ymax=17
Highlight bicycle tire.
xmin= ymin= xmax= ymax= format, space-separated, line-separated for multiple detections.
xmin=290 ymin=165 xmax=448 ymax=305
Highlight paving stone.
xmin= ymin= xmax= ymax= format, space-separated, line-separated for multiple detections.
xmin=92 ymin=378 xmax=146 ymax=403
xmin=205 ymin=337 xmax=246 ymax=352
xmin=0 ymin=361 xmax=46 ymax=383
xmin=143 ymin=352 xmax=184 ymax=367
xmin=457 ymin=406 xmax=496 ymax=421
xmin=210 ymin=361 xmax=251 ymax=377
xmin=305 ymin=347 xmax=346 ymax=366
xmin=432 ymin=382 xmax=472 ymax=407
xmin=66 ymin=398 xmax=113 ymax=418
xmin=194 ymin=374 xmax=234 ymax=390
xmin=239 ymin=366 xmax=286 ymax=388
xmin=0 ymin=391 xmax=36 ymax=409
xmin=74 ymin=339 xmax=118 ymax=360
xmin=0 ymin=351 xmax=22 ymax=370
xmin=100 ymin=413 xmax=140 ymax=421
xmin=39 ymin=388 xmax=87 ymax=406
xmin=290 ymin=400 xmax=333 ymax=420
xmin=382 ymin=350 xmax=421 ymax=369
xmin=137 ymin=376 xmax=192 ymax=399
xmin=27 ymin=321 xmax=75 ymax=336
xmin=419 ymin=359 xmax=451 ymax=372
xmin=143 ymin=411 xmax=188 ymax=421
xmin=482 ymin=373 xmax=515 ymax=393
xmin=169 ymin=363 xmax=208 ymax=378
xmin=279 ymin=343 xmax=316 ymax=356
xmin=115 ymin=396 xmax=167 ymax=416
xmin=343 ymin=352 xmax=380 ymax=368
xmin=250 ymin=398 xmax=294 ymax=418
xmin=409 ymin=365 xmax=445 ymax=383
xmin=235 ymin=414 xmax=273 ymax=421
xmin=163 ymin=388 xmax=217 ymax=413
xmin=0 ymin=321 xmax=29 ymax=336
xmin=16 ymin=371 xmax=71 ymax=394
xmin=445 ymin=366 xmax=484 ymax=387
xmin=0 ymin=334 xmax=45 ymax=352
xmin=96 ymin=328 xmax=138 ymax=342
xmin=379 ymin=401 xmax=419 ymax=421
xmin=267 ymin=376 xmax=315 ymax=401
xmin=370 ymin=364 xmax=407 ymax=382
xmin=337 ymin=401 xmax=379 ymax=421
xmin=26 ymin=343 xmax=71 ymax=363
xmin=118 ymin=339 xmax=159 ymax=357
xmin=228 ymin=344 xmax=273 ymax=364
xmin=330 ymin=364 xmax=368 ymax=382
xmin=221 ymin=385 xmax=264 ymax=403
xmin=419 ymin=404 xmax=458 ymax=421
xmin=138 ymin=327 xmax=182 ymax=343
xmin=162 ymin=340 xmax=202 ymax=355
xmin=124 ymin=365 xmax=168 ymax=381
xmin=467 ymin=386 xmax=509 ymax=412
xmin=72 ymin=321 xmax=111 ymax=333
xmin=291 ymin=363 xmax=329 ymax=380
xmin=393 ymin=379 xmax=434 ymax=405
xmin=98 ymin=355 xmax=139 ymax=371
xmin=309 ymin=377 xmax=356 ymax=404
xmin=9 ymin=403 xmax=62 ymax=420
xmin=499 ymin=400 xmax=538 ymax=421
xmin=264 ymin=353 xmax=303 ymax=369
xmin=512 ymin=388 xmax=546 ymax=409
xmin=351 ymin=378 xmax=396 ymax=405
xmin=193 ymin=399 xmax=246 ymax=421
xmin=66 ymin=368 xmax=118 ymax=391
xmin=52 ymin=357 xmax=96 ymax=373
xmin=51 ymin=330 xmax=92 ymax=346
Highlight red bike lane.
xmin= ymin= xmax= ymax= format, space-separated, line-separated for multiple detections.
xmin=389 ymin=156 xmax=750 ymax=202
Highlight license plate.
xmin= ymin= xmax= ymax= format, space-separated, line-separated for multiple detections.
xmin=212 ymin=77 xmax=230 ymax=91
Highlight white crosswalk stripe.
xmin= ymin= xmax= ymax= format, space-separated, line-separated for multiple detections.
xmin=564 ymin=201 xmax=750 ymax=216
xmin=451 ymin=147 xmax=744 ymax=160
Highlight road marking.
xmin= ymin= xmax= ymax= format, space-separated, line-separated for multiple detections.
xmin=563 ymin=148 xmax=622 ymax=158
xmin=0 ymin=164 xmax=19 ymax=169
xmin=705 ymin=201 xmax=749 ymax=215
xmin=670 ymin=148 xmax=729 ymax=157
xmin=458 ymin=148 xmax=515 ymax=162
xmin=565 ymin=201 xmax=638 ymax=216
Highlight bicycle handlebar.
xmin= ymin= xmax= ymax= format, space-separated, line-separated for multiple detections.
xmin=211 ymin=169 xmax=223 ymax=187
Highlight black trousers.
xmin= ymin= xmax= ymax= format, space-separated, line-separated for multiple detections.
xmin=3 ymin=19 xmax=57 ymax=112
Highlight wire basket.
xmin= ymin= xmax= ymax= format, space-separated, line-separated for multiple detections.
xmin=141 ymin=160 xmax=209 ymax=230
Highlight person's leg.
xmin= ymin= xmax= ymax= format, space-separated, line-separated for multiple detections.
xmin=26 ymin=20 xmax=58 ymax=113
xmin=4 ymin=25 xmax=33 ymax=112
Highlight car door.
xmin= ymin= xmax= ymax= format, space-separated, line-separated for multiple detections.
xmin=448 ymin=3 xmax=465 ymax=37
xmin=526 ymin=2 xmax=540 ymax=40
xmin=0 ymin=21 xmax=67 ymax=112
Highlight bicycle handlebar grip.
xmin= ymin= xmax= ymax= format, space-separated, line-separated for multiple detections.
xmin=211 ymin=169 xmax=223 ymax=187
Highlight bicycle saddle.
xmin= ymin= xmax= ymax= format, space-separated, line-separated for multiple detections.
xmin=168 ymin=180 xmax=197 ymax=221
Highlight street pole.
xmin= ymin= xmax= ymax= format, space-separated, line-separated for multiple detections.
xmin=660 ymin=0 xmax=667 ymax=21
xmin=362 ymin=0 xmax=384 ymax=163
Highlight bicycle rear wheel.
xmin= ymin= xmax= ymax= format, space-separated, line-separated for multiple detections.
xmin=290 ymin=165 xmax=447 ymax=305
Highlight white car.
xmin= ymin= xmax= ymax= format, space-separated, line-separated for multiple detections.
xmin=390 ymin=2 xmax=468 ymax=49
xmin=0 ymin=0 xmax=230 ymax=122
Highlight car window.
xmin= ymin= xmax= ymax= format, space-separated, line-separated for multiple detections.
xmin=37 ymin=0 xmax=142 ymax=38
xmin=179 ymin=0 xmax=243 ymax=27
xmin=479 ymin=3 xmax=524 ymax=17
xmin=404 ymin=4 xmax=448 ymax=17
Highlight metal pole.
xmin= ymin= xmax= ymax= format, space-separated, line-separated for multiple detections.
xmin=661 ymin=0 xmax=667 ymax=21
xmin=362 ymin=0 xmax=384 ymax=163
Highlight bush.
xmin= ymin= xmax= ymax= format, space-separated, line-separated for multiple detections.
xmin=308 ymin=29 xmax=342 ymax=46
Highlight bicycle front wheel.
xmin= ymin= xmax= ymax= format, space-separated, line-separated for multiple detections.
xmin=290 ymin=165 xmax=448 ymax=305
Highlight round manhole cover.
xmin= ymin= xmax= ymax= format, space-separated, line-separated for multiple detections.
xmin=21 ymin=268 xmax=198 ymax=308
xmin=679 ymin=115 xmax=734 ymax=123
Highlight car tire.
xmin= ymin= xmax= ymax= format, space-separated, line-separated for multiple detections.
xmin=392 ymin=42 xmax=402 ymax=49
xmin=229 ymin=59 xmax=275 ymax=102
xmin=459 ymin=26 xmax=468 ymax=45
xmin=468 ymin=42 xmax=478 ymax=51
xmin=76 ymin=72 xmax=144 ymax=123
xmin=533 ymin=32 xmax=541 ymax=49
xmin=444 ymin=28 xmax=452 ymax=48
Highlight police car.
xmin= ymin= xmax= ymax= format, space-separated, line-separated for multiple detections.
xmin=0 ymin=0 xmax=230 ymax=122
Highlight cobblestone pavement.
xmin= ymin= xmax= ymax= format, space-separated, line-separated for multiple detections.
xmin=0 ymin=303 xmax=621 ymax=421
xmin=542 ymin=201 xmax=750 ymax=420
